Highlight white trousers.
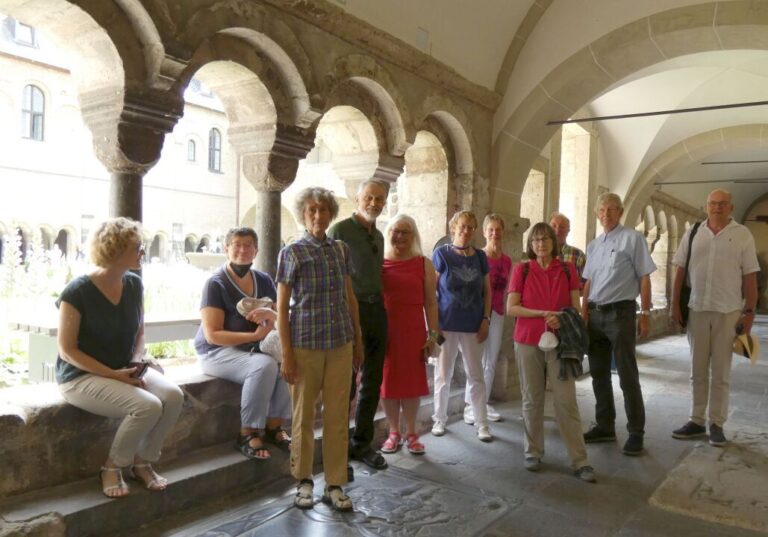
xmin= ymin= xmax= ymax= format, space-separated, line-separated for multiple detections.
xmin=465 ymin=311 xmax=504 ymax=405
xmin=59 ymin=368 xmax=184 ymax=467
xmin=687 ymin=310 xmax=741 ymax=427
xmin=433 ymin=330 xmax=487 ymax=427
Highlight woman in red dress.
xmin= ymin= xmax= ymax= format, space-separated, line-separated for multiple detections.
xmin=379 ymin=215 xmax=440 ymax=455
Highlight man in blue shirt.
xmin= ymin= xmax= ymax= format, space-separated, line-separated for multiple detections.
xmin=581 ymin=193 xmax=656 ymax=456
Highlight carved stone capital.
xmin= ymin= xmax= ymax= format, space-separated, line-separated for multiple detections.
xmin=264 ymin=124 xmax=317 ymax=192
xmin=373 ymin=153 xmax=405 ymax=184
xmin=80 ymin=87 xmax=182 ymax=175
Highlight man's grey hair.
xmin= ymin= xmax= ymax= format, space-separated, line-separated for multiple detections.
xmin=293 ymin=186 xmax=340 ymax=223
xmin=356 ymin=179 xmax=390 ymax=197
xmin=595 ymin=192 xmax=623 ymax=212
xmin=549 ymin=211 xmax=570 ymax=226
xmin=384 ymin=214 xmax=423 ymax=257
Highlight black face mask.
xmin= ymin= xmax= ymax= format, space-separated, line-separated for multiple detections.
xmin=229 ymin=262 xmax=252 ymax=278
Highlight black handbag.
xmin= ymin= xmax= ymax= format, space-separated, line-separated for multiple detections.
xmin=680 ymin=221 xmax=702 ymax=329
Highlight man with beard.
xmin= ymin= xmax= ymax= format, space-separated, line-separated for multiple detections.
xmin=328 ymin=179 xmax=389 ymax=471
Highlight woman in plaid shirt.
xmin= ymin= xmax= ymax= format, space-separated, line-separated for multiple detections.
xmin=276 ymin=187 xmax=363 ymax=512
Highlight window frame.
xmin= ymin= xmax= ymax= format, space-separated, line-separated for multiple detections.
xmin=21 ymin=84 xmax=45 ymax=141
xmin=208 ymin=128 xmax=222 ymax=172
xmin=187 ymin=139 xmax=196 ymax=162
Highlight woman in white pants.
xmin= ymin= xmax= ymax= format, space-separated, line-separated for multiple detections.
xmin=463 ymin=214 xmax=512 ymax=425
xmin=431 ymin=210 xmax=493 ymax=442
xmin=56 ymin=218 xmax=184 ymax=498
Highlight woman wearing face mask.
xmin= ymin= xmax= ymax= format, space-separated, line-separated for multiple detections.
xmin=195 ymin=227 xmax=291 ymax=461
xmin=506 ymin=222 xmax=595 ymax=482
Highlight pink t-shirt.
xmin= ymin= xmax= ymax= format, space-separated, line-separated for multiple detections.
xmin=507 ymin=258 xmax=579 ymax=346
xmin=487 ymin=254 xmax=513 ymax=315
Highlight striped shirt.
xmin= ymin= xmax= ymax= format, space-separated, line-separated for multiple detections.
xmin=276 ymin=231 xmax=355 ymax=349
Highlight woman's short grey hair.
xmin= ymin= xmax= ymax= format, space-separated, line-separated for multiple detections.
xmin=384 ymin=214 xmax=422 ymax=257
xmin=293 ymin=187 xmax=340 ymax=223
xmin=448 ymin=210 xmax=478 ymax=235
xmin=483 ymin=213 xmax=505 ymax=230
xmin=595 ymin=192 xmax=623 ymax=212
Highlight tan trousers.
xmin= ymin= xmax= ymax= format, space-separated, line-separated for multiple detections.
xmin=290 ymin=342 xmax=353 ymax=486
xmin=515 ymin=342 xmax=588 ymax=469
xmin=58 ymin=368 xmax=184 ymax=467
xmin=687 ymin=310 xmax=741 ymax=427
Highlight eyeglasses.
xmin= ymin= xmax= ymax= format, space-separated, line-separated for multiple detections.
xmin=707 ymin=201 xmax=729 ymax=207
xmin=391 ymin=229 xmax=412 ymax=236
xmin=531 ymin=237 xmax=552 ymax=244
xmin=457 ymin=224 xmax=476 ymax=232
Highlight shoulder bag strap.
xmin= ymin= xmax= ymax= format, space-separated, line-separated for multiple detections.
xmin=684 ymin=221 xmax=702 ymax=284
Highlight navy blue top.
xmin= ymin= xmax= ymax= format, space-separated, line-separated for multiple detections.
xmin=55 ymin=272 xmax=143 ymax=384
xmin=432 ymin=245 xmax=489 ymax=332
xmin=194 ymin=266 xmax=277 ymax=355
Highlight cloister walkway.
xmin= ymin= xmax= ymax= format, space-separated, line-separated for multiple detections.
xmin=132 ymin=317 xmax=768 ymax=537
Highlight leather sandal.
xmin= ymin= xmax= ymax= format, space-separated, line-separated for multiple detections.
xmin=380 ymin=432 xmax=401 ymax=454
xmin=405 ymin=434 xmax=425 ymax=455
xmin=130 ymin=463 xmax=167 ymax=491
xmin=295 ymin=479 xmax=314 ymax=509
xmin=235 ymin=433 xmax=271 ymax=460
xmin=264 ymin=427 xmax=291 ymax=450
xmin=322 ymin=485 xmax=353 ymax=512
xmin=99 ymin=467 xmax=129 ymax=498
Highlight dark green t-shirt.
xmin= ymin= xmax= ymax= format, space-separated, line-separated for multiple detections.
xmin=55 ymin=272 xmax=143 ymax=384
xmin=327 ymin=215 xmax=384 ymax=296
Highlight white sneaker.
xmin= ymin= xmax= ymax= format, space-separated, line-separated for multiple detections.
xmin=431 ymin=420 xmax=446 ymax=436
xmin=463 ymin=405 xmax=475 ymax=425
xmin=486 ymin=405 xmax=501 ymax=422
xmin=477 ymin=425 xmax=492 ymax=442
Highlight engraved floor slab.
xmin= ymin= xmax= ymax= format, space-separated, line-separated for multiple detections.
xmin=187 ymin=467 xmax=514 ymax=537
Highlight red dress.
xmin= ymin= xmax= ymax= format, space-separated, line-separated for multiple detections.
xmin=380 ymin=256 xmax=429 ymax=399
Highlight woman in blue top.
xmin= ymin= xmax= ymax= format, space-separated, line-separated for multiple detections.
xmin=56 ymin=218 xmax=184 ymax=498
xmin=431 ymin=210 xmax=493 ymax=442
xmin=195 ymin=227 xmax=291 ymax=461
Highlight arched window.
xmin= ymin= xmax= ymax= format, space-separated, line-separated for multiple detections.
xmin=208 ymin=128 xmax=221 ymax=172
xmin=22 ymin=85 xmax=44 ymax=141
xmin=187 ymin=139 xmax=196 ymax=162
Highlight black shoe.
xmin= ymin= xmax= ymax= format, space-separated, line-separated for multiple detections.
xmin=622 ymin=434 xmax=643 ymax=456
xmin=347 ymin=465 xmax=354 ymax=482
xmin=583 ymin=424 xmax=616 ymax=443
xmin=709 ymin=425 xmax=727 ymax=447
xmin=350 ymin=447 xmax=388 ymax=470
xmin=672 ymin=421 xmax=706 ymax=440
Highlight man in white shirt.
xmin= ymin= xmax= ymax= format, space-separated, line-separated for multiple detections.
xmin=670 ymin=189 xmax=759 ymax=447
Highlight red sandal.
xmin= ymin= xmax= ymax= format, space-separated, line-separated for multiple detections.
xmin=405 ymin=434 xmax=425 ymax=455
xmin=380 ymin=432 xmax=401 ymax=453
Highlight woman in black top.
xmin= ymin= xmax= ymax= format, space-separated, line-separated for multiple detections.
xmin=56 ymin=218 xmax=183 ymax=498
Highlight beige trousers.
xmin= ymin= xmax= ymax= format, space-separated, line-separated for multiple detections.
xmin=515 ymin=342 xmax=588 ymax=469
xmin=290 ymin=342 xmax=353 ymax=486
xmin=687 ymin=310 xmax=742 ymax=427
xmin=58 ymin=368 xmax=184 ymax=467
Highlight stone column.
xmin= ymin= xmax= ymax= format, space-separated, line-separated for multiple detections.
xmin=81 ymin=89 xmax=182 ymax=222
xmin=240 ymin=123 xmax=316 ymax=277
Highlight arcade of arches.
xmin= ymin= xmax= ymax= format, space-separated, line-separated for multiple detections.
xmin=2 ymin=1 xmax=768 ymax=403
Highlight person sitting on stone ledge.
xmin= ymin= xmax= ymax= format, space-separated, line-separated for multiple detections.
xmin=195 ymin=227 xmax=292 ymax=461
xmin=56 ymin=217 xmax=184 ymax=498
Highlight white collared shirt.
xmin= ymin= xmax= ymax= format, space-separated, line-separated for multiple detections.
xmin=672 ymin=218 xmax=759 ymax=313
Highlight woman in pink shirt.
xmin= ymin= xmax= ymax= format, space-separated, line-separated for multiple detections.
xmin=506 ymin=222 xmax=595 ymax=483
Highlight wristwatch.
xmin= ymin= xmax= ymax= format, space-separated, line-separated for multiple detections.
xmin=482 ymin=316 xmax=491 ymax=321
xmin=639 ymin=310 xmax=651 ymax=316
xmin=743 ymin=308 xmax=755 ymax=316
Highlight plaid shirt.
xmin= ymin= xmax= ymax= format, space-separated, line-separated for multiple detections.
xmin=276 ymin=232 xmax=354 ymax=350
xmin=560 ymin=243 xmax=586 ymax=281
